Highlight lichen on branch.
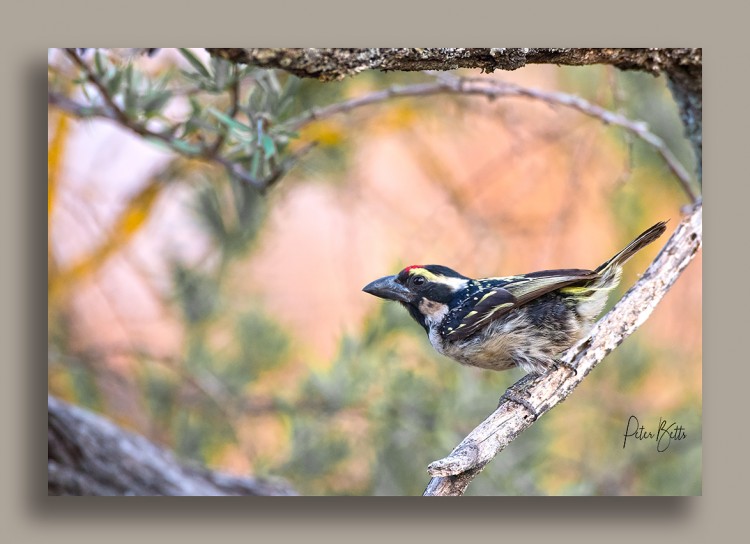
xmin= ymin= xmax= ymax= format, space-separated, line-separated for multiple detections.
xmin=207 ymin=48 xmax=702 ymax=81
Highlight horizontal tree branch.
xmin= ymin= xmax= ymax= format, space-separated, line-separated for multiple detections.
xmin=48 ymin=395 xmax=297 ymax=496
xmin=207 ymin=48 xmax=702 ymax=81
xmin=423 ymin=201 xmax=702 ymax=496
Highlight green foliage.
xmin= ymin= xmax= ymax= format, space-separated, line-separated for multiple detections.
xmin=171 ymin=263 xmax=219 ymax=325
xmin=194 ymin=174 xmax=266 ymax=254
xmin=67 ymin=363 xmax=103 ymax=411
xmin=142 ymin=365 xmax=177 ymax=428
xmin=174 ymin=401 xmax=236 ymax=461
xmin=225 ymin=312 xmax=289 ymax=389
xmin=55 ymin=49 xmax=316 ymax=190
xmin=282 ymin=420 xmax=351 ymax=484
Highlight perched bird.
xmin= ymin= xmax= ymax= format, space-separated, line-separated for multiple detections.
xmin=363 ymin=222 xmax=667 ymax=375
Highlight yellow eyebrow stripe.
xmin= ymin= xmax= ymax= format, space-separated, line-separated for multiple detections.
xmin=407 ymin=267 xmax=438 ymax=281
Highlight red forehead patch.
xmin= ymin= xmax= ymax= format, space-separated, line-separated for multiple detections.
xmin=403 ymin=265 xmax=424 ymax=273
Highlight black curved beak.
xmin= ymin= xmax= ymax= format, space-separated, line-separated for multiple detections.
xmin=362 ymin=275 xmax=412 ymax=303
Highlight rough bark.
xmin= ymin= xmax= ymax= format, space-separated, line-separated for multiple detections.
xmin=207 ymin=48 xmax=700 ymax=81
xmin=48 ymin=395 xmax=297 ymax=496
xmin=424 ymin=202 xmax=702 ymax=496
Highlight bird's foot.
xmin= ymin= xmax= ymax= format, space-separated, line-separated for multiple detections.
xmin=552 ymin=359 xmax=578 ymax=377
xmin=499 ymin=390 xmax=539 ymax=421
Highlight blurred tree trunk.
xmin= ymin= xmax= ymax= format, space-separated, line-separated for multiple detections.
xmin=48 ymin=395 xmax=297 ymax=496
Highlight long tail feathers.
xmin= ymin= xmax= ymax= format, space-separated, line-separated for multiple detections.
xmin=596 ymin=221 xmax=668 ymax=273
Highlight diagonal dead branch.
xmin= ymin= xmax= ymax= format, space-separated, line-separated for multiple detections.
xmin=423 ymin=201 xmax=702 ymax=496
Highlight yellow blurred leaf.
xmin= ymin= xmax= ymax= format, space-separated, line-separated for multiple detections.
xmin=298 ymin=120 xmax=345 ymax=147
xmin=378 ymin=102 xmax=419 ymax=131
xmin=49 ymin=179 xmax=164 ymax=300
xmin=48 ymin=114 xmax=69 ymax=281
xmin=48 ymin=114 xmax=68 ymax=219
xmin=117 ymin=182 xmax=161 ymax=235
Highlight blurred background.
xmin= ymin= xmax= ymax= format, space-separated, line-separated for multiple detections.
xmin=48 ymin=49 xmax=701 ymax=495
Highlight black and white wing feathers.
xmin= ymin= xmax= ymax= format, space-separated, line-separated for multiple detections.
xmin=442 ymin=269 xmax=597 ymax=341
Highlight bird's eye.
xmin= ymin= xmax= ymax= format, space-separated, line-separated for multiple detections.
xmin=412 ymin=276 xmax=426 ymax=286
